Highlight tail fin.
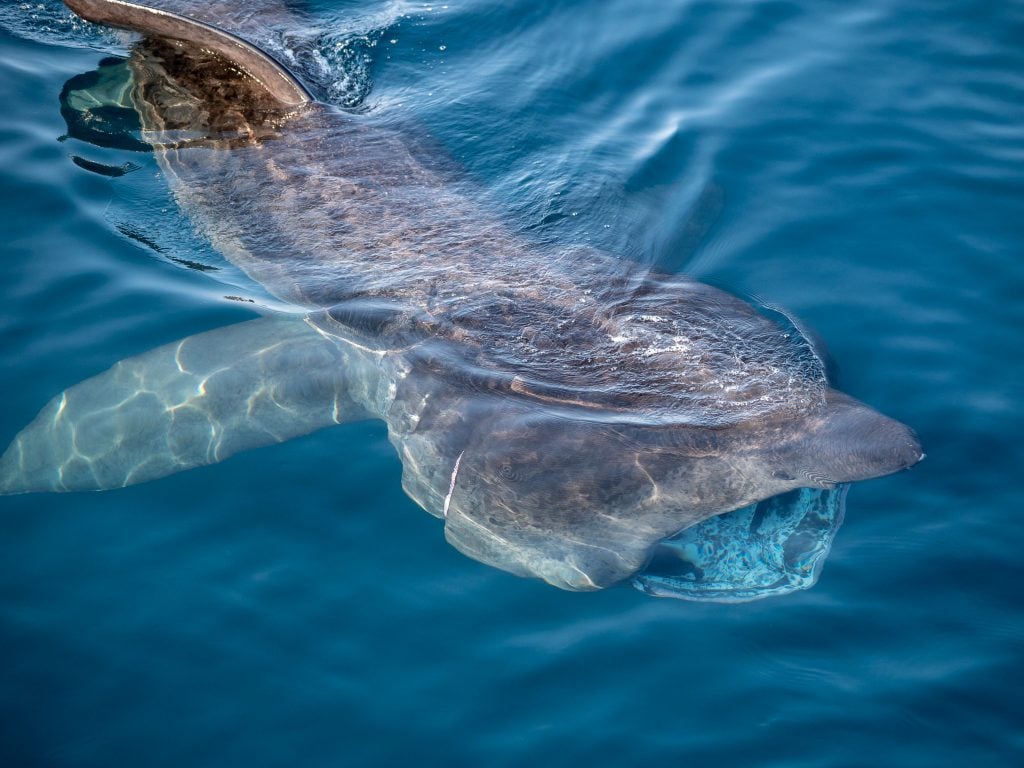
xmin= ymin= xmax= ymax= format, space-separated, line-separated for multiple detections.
xmin=64 ymin=0 xmax=313 ymax=108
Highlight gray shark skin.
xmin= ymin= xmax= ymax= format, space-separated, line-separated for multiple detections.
xmin=0 ymin=0 xmax=922 ymax=591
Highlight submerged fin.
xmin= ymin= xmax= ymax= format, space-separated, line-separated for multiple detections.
xmin=63 ymin=0 xmax=313 ymax=108
xmin=0 ymin=316 xmax=373 ymax=494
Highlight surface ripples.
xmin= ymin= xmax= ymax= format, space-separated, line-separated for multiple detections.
xmin=1 ymin=0 xmax=1022 ymax=765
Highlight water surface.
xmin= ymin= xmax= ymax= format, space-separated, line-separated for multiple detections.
xmin=1 ymin=0 xmax=1021 ymax=765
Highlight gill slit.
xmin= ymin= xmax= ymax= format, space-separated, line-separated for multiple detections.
xmin=442 ymin=450 xmax=465 ymax=518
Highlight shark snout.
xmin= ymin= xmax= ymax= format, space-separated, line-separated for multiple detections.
xmin=895 ymin=427 xmax=925 ymax=471
xmin=858 ymin=413 xmax=923 ymax=476
xmin=843 ymin=407 xmax=923 ymax=482
xmin=793 ymin=392 xmax=925 ymax=487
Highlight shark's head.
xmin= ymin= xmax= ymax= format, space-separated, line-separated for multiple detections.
xmin=439 ymin=415 xmax=682 ymax=590
xmin=429 ymin=390 xmax=921 ymax=591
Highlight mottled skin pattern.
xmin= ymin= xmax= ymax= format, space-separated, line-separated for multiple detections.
xmin=130 ymin=38 xmax=823 ymax=416
xmin=0 ymin=1 xmax=922 ymax=590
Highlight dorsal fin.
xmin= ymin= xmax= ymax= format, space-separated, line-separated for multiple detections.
xmin=64 ymin=0 xmax=313 ymax=108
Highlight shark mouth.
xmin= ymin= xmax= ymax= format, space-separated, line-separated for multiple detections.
xmin=634 ymin=486 xmax=847 ymax=602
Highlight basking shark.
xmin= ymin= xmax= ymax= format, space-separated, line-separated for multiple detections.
xmin=0 ymin=0 xmax=922 ymax=592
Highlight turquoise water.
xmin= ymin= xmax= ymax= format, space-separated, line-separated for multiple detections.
xmin=1 ymin=0 xmax=1021 ymax=764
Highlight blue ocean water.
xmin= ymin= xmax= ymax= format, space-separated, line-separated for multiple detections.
xmin=1 ymin=0 xmax=1022 ymax=764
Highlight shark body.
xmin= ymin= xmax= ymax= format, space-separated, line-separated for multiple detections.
xmin=0 ymin=0 xmax=922 ymax=591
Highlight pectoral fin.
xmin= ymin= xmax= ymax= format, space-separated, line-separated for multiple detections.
xmin=0 ymin=316 xmax=372 ymax=494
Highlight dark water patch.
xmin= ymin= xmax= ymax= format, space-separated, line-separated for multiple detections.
xmin=169 ymin=256 xmax=219 ymax=272
xmin=116 ymin=223 xmax=222 ymax=273
xmin=115 ymin=223 xmax=166 ymax=253
xmin=71 ymin=155 xmax=140 ymax=177
xmin=59 ymin=59 xmax=151 ymax=152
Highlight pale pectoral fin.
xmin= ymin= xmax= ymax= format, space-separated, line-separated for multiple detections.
xmin=63 ymin=0 xmax=312 ymax=108
xmin=0 ymin=316 xmax=371 ymax=494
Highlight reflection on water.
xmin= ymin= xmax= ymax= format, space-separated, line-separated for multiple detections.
xmin=59 ymin=58 xmax=150 ymax=151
